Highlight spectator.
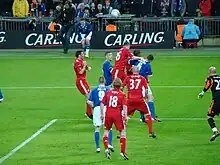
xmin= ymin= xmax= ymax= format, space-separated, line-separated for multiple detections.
xmin=77 ymin=0 xmax=90 ymax=9
xmin=30 ymin=0 xmax=39 ymax=17
xmin=199 ymin=0 xmax=211 ymax=16
xmin=76 ymin=3 xmax=85 ymax=22
xmin=182 ymin=19 xmax=201 ymax=48
xmin=171 ymin=0 xmax=186 ymax=17
xmin=12 ymin=0 xmax=29 ymax=17
xmin=159 ymin=0 xmax=170 ymax=17
xmin=111 ymin=0 xmax=121 ymax=10
xmin=38 ymin=0 xmax=47 ymax=17
xmin=90 ymin=2 xmax=96 ymax=17
xmin=96 ymin=3 xmax=103 ymax=16
xmin=103 ymin=0 xmax=113 ymax=15
xmin=83 ymin=7 xmax=90 ymax=20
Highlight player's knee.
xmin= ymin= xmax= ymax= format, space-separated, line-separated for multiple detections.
xmin=207 ymin=115 xmax=213 ymax=119
xmin=86 ymin=39 xmax=90 ymax=44
xmin=120 ymin=130 xmax=126 ymax=138
xmin=103 ymin=129 xmax=109 ymax=137
xmin=95 ymin=126 xmax=100 ymax=132
xmin=148 ymin=95 xmax=154 ymax=102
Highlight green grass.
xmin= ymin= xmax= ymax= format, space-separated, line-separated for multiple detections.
xmin=0 ymin=50 xmax=220 ymax=165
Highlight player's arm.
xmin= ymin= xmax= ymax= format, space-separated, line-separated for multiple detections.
xmin=122 ymin=94 xmax=128 ymax=123
xmin=121 ymin=77 xmax=128 ymax=91
xmin=147 ymin=65 xmax=153 ymax=78
xmin=143 ymin=78 xmax=149 ymax=98
xmin=198 ymin=78 xmax=213 ymax=98
xmin=100 ymin=94 xmax=107 ymax=121
xmin=76 ymin=61 xmax=87 ymax=74
xmin=87 ymin=91 xmax=94 ymax=108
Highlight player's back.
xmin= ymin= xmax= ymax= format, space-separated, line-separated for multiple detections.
xmin=123 ymin=74 xmax=148 ymax=99
xmin=114 ymin=48 xmax=133 ymax=71
xmin=209 ymin=75 xmax=220 ymax=100
xmin=91 ymin=86 xmax=110 ymax=107
xmin=102 ymin=61 xmax=112 ymax=86
xmin=74 ymin=58 xmax=86 ymax=79
xmin=138 ymin=61 xmax=152 ymax=82
xmin=104 ymin=89 xmax=126 ymax=116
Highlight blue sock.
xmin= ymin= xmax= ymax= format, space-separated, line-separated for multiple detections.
xmin=0 ymin=89 xmax=3 ymax=101
xmin=140 ymin=112 xmax=145 ymax=120
xmin=83 ymin=45 xmax=86 ymax=52
xmin=108 ymin=129 xmax=113 ymax=145
xmin=148 ymin=101 xmax=155 ymax=118
xmin=94 ymin=131 xmax=100 ymax=148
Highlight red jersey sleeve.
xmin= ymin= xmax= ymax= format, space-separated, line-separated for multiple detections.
xmin=122 ymin=76 xmax=128 ymax=88
xmin=127 ymin=50 xmax=134 ymax=59
xmin=121 ymin=93 xmax=127 ymax=106
xmin=74 ymin=60 xmax=83 ymax=74
xmin=101 ymin=92 xmax=108 ymax=105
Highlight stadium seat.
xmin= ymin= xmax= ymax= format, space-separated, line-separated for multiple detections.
xmin=106 ymin=24 xmax=117 ymax=32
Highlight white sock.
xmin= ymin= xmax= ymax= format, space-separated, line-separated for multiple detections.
xmin=212 ymin=127 xmax=218 ymax=133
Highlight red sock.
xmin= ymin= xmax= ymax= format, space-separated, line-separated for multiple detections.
xmin=145 ymin=114 xmax=153 ymax=133
xmin=86 ymin=103 xmax=93 ymax=118
xmin=120 ymin=137 xmax=126 ymax=153
xmin=103 ymin=136 xmax=108 ymax=150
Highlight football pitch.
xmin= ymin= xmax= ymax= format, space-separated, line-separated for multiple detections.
xmin=0 ymin=49 xmax=220 ymax=165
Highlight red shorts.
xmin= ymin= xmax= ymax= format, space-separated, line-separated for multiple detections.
xmin=76 ymin=79 xmax=90 ymax=95
xmin=127 ymin=98 xmax=150 ymax=116
xmin=112 ymin=69 xmax=127 ymax=82
xmin=104 ymin=113 xmax=124 ymax=131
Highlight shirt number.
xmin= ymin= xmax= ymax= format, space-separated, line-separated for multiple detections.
xmin=109 ymin=96 xmax=118 ymax=107
xmin=98 ymin=91 xmax=105 ymax=101
xmin=116 ymin=52 xmax=121 ymax=61
xmin=214 ymin=80 xmax=220 ymax=90
xmin=130 ymin=79 xmax=141 ymax=90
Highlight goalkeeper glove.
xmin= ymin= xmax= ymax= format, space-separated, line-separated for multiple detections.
xmin=198 ymin=91 xmax=205 ymax=99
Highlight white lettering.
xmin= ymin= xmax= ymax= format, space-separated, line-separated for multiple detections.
xmin=44 ymin=34 xmax=54 ymax=45
xmin=139 ymin=33 xmax=144 ymax=44
xmin=25 ymin=33 xmax=37 ymax=46
xmin=144 ymin=32 xmax=154 ymax=44
xmin=104 ymin=34 xmax=116 ymax=46
xmin=154 ymin=32 xmax=164 ymax=43
xmin=132 ymin=33 xmax=138 ymax=44
xmin=113 ymin=35 xmax=122 ymax=46
xmin=34 ymin=34 xmax=43 ymax=46
xmin=0 ymin=31 xmax=6 ymax=43
xmin=123 ymin=34 xmax=133 ymax=45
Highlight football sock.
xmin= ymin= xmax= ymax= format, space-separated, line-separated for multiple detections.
xmin=86 ymin=103 xmax=93 ymax=119
xmin=83 ymin=44 xmax=86 ymax=52
xmin=94 ymin=131 xmax=100 ymax=148
xmin=0 ymin=89 xmax=3 ymax=101
xmin=103 ymin=136 xmax=109 ymax=150
xmin=145 ymin=114 xmax=153 ymax=133
xmin=208 ymin=118 xmax=217 ymax=132
xmin=120 ymin=137 xmax=126 ymax=153
xmin=108 ymin=129 xmax=113 ymax=146
xmin=148 ymin=101 xmax=155 ymax=118
xmin=140 ymin=112 xmax=145 ymax=120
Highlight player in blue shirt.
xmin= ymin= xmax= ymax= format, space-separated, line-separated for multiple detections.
xmin=0 ymin=89 xmax=3 ymax=103
xmin=76 ymin=18 xmax=92 ymax=58
xmin=87 ymin=76 xmax=114 ymax=153
xmin=102 ymin=52 xmax=113 ymax=86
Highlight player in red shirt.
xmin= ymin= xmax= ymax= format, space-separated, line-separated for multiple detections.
xmin=126 ymin=49 xmax=141 ymax=76
xmin=74 ymin=50 xmax=93 ymax=119
xmin=100 ymin=78 xmax=128 ymax=160
xmin=122 ymin=66 xmax=156 ymax=138
xmin=112 ymin=42 xmax=143 ymax=82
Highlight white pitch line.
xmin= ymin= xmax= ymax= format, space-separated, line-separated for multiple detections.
xmin=0 ymin=119 xmax=57 ymax=165
xmin=57 ymin=118 xmax=220 ymax=121
xmin=1 ymin=85 xmax=203 ymax=90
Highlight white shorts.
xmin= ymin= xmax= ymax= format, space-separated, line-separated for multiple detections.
xmin=93 ymin=106 xmax=106 ymax=127
xmin=81 ymin=32 xmax=92 ymax=42
xmin=147 ymin=86 xmax=153 ymax=96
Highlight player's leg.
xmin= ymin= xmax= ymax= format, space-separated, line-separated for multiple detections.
xmin=85 ymin=92 xmax=93 ymax=119
xmin=207 ymin=100 xmax=220 ymax=142
xmin=103 ymin=116 xmax=112 ymax=159
xmin=63 ymin=26 xmax=73 ymax=54
xmin=108 ymin=128 xmax=114 ymax=152
xmin=81 ymin=39 xmax=86 ymax=55
xmin=0 ymin=89 xmax=3 ymax=103
xmin=84 ymin=32 xmax=92 ymax=57
xmin=93 ymin=106 xmax=101 ymax=152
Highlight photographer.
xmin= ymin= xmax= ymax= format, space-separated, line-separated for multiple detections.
xmin=58 ymin=1 xmax=76 ymax=54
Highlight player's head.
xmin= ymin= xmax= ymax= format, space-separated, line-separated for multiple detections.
xmin=208 ymin=66 xmax=216 ymax=75
xmin=75 ymin=50 xmax=84 ymax=59
xmin=133 ymin=49 xmax=141 ymax=57
xmin=113 ymin=78 xmax=122 ymax=89
xmin=80 ymin=18 xmax=86 ymax=25
xmin=105 ymin=51 xmax=113 ymax=61
xmin=123 ymin=41 xmax=130 ymax=49
xmin=146 ymin=54 xmax=154 ymax=62
xmin=98 ymin=76 xmax=105 ymax=85
xmin=132 ymin=66 xmax=139 ymax=74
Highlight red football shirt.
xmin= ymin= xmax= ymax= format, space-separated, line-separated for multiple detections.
xmin=114 ymin=47 xmax=134 ymax=71
xmin=122 ymin=73 xmax=148 ymax=99
xmin=101 ymin=88 xmax=127 ymax=116
xmin=74 ymin=58 xmax=87 ymax=79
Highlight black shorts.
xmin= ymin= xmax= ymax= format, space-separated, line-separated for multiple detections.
xmin=207 ymin=100 xmax=220 ymax=117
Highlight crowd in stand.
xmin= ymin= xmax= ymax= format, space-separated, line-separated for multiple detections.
xmin=0 ymin=0 xmax=220 ymax=18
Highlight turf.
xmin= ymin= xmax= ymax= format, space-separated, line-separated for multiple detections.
xmin=0 ymin=50 xmax=220 ymax=165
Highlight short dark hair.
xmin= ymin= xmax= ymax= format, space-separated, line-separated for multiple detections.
xmin=105 ymin=51 xmax=111 ymax=56
xmin=75 ymin=50 xmax=83 ymax=58
xmin=99 ymin=76 xmax=105 ymax=84
xmin=123 ymin=41 xmax=130 ymax=46
xmin=84 ymin=7 xmax=90 ymax=12
xmin=133 ymin=49 xmax=141 ymax=56
xmin=147 ymin=54 xmax=154 ymax=61
xmin=113 ymin=78 xmax=122 ymax=89
xmin=80 ymin=18 xmax=85 ymax=21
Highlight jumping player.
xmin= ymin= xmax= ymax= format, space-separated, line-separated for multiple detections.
xmin=73 ymin=50 xmax=93 ymax=119
xmin=87 ymin=76 xmax=114 ymax=153
xmin=112 ymin=42 xmax=143 ymax=82
xmin=126 ymin=50 xmax=141 ymax=76
xmin=122 ymin=66 xmax=156 ymax=138
xmin=198 ymin=66 xmax=220 ymax=142
xmin=76 ymin=18 xmax=92 ymax=58
xmin=101 ymin=78 xmax=128 ymax=160
xmin=102 ymin=52 xmax=113 ymax=87
xmin=0 ymin=89 xmax=3 ymax=103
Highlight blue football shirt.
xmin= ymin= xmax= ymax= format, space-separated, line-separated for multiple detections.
xmin=102 ymin=60 xmax=113 ymax=86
